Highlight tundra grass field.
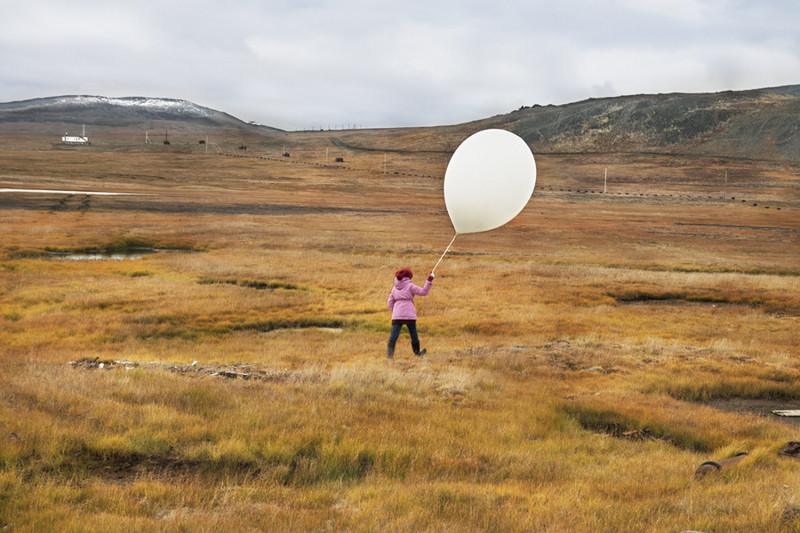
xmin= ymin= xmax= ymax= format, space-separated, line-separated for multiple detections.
xmin=1 ymin=138 xmax=799 ymax=532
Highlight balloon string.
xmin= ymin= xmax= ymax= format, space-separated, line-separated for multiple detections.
xmin=431 ymin=233 xmax=458 ymax=275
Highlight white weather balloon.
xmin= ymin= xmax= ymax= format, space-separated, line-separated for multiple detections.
xmin=444 ymin=129 xmax=536 ymax=234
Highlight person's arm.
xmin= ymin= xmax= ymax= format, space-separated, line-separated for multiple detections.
xmin=411 ymin=273 xmax=435 ymax=296
xmin=387 ymin=291 xmax=396 ymax=310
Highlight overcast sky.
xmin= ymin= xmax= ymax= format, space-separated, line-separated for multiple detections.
xmin=1 ymin=0 xmax=798 ymax=129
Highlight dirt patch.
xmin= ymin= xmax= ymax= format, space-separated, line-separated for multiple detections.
xmin=610 ymin=291 xmax=760 ymax=307
xmin=651 ymin=375 xmax=800 ymax=403
xmin=652 ymin=368 xmax=800 ymax=422
xmin=610 ymin=290 xmax=800 ymax=314
xmin=198 ymin=277 xmax=300 ymax=290
xmin=53 ymin=443 xmax=236 ymax=481
xmin=572 ymin=414 xmax=680 ymax=446
xmin=0 ymin=194 xmax=401 ymax=216
xmin=602 ymin=263 xmax=800 ymax=277
xmin=70 ymin=357 xmax=325 ymax=383
xmin=779 ymin=442 xmax=800 ymax=458
xmin=130 ymin=315 xmax=350 ymax=340
xmin=564 ymin=403 xmax=713 ymax=451
xmin=19 ymin=435 xmax=379 ymax=486
xmin=707 ymin=399 xmax=800 ymax=426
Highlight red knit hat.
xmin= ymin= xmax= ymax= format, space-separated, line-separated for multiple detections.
xmin=395 ymin=268 xmax=413 ymax=280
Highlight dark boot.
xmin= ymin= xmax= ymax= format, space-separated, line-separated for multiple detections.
xmin=415 ymin=348 xmax=427 ymax=357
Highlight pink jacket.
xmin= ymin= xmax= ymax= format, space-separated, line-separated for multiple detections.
xmin=387 ymin=277 xmax=432 ymax=320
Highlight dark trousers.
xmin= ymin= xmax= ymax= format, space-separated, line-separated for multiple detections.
xmin=387 ymin=319 xmax=420 ymax=356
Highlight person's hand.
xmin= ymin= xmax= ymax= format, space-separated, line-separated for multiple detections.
xmin=428 ymin=272 xmax=435 ymax=281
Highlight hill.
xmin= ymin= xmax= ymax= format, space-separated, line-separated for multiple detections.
xmin=0 ymin=95 xmax=282 ymax=133
xmin=328 ymin=86 xmax=800 ymax=162
xmin=1 ymin=86 xmax=799 ymax=161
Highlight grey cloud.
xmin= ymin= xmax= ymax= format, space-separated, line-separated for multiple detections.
xmin=0 ymin=0 xmax=797 ymax=129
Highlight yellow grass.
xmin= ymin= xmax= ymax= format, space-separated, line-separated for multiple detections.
xmin=1 ymin=141 xmax=799 ymax=531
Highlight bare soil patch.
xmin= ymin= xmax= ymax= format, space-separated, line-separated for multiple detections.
xmin=707 ymin=399 xmax=800 ymax=426
xmin=70 ymin=357 xmax=326 ymax=383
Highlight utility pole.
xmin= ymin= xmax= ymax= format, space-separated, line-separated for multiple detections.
xmin=604 ymin=167 xmax=608 ymax=194
xmin=205 ymin=135 xmax=208 ymax=154
xmin=723 ymin=169 xmax=728 ymax=200
xmin=145 ymin=130 xmax=150 ymax=144
xmin=326 ymin=147 xmax=329 ymax=160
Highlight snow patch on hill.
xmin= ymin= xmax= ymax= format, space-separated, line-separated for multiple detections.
xmin=53 ymin=96 xmax=213 ymax=117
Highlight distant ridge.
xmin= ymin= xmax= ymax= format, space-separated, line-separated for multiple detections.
xmin=0 ymin=95 xmax=283 ymax=132
xmin=759 ymin=84 xmax=800 ymax=97
xmin=331 ymin=85 xmax=800 ymax=163
xmin=1 ymin=85 xmax=798 ymax=161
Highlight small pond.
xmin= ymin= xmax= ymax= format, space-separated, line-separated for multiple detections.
xmin=45 ymin=247 xmax=191 ymax=261
xmin=50 ymin=252 xmax=151 ymax=261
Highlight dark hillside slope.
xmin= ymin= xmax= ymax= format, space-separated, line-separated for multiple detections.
xmin=330 ymin=86 xmax=800 ymax=162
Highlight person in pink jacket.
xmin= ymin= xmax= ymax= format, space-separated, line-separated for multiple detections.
xmin=386 ymin=267 xmax=434 ymax=359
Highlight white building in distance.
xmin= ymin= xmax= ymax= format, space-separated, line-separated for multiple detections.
xmin=62 ymin=124 xmax=89 ymax=145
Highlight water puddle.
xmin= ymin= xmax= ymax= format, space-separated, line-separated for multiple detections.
xmin=50 ymin=252 xmax=151 ymax=261
xmin=45 ymin=247 xmax=193 ymax=261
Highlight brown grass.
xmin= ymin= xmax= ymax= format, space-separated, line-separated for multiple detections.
xmin=1 ymin=138 xmax=799 ymax=531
